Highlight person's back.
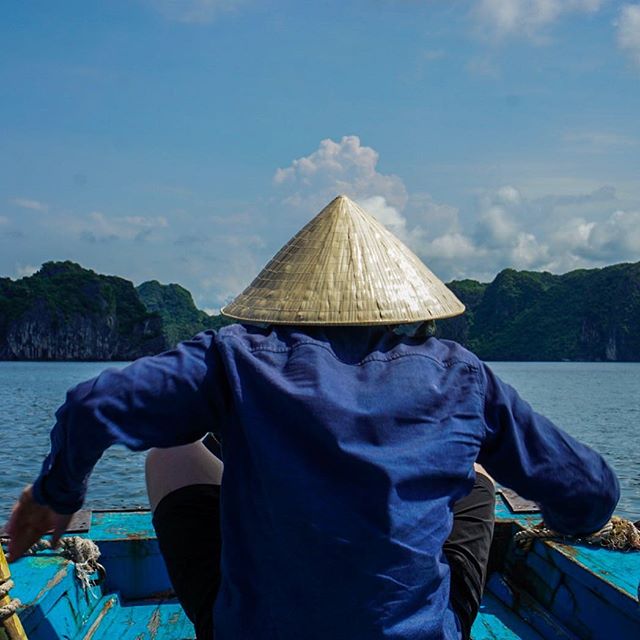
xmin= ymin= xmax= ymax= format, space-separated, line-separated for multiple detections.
xmin=215 ymin=324 xmax=480 ymax=638
xmin=211 ymin=322 xmax=617 ymax=639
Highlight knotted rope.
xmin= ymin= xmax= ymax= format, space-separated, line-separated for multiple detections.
xmin=24 ymin=537 xmax=104 ymax=591
xmin=0 ymin=573 xmax=20 ymax=622
xmin=0 ymin=536 xmax=103 ymax=622
xmin=0 ymin=574 xmax=21 ymax=623
xmin=0 ymin=596 xmax=21 ymax=622
xmin=0 ymin=579 xmax=14 ymax=600
xmin=515 ymin=516 xmax=640 ymax=552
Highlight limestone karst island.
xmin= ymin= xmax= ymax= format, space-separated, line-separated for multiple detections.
xmin=1 ymin=260 xmax=638 ymax=362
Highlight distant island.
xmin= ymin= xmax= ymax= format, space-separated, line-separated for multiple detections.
xmin=0 ymin=260 xmax=638 ymax=361
xmin=0 ymin=261 xmax=232 ymax=361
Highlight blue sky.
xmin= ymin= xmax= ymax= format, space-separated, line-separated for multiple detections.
xmin=1 ymin=0 xmax=639 ymax=311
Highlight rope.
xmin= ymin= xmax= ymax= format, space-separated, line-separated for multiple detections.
xmin=0 ymin=576 xmax=22 ymax=622
xmin=0 ymin=598 xmax=22 ymax=621
xmin=24 ymin=537 xmax=104 ymax=591
xmin=0 ymin=579 xmax=14 ymax=599
xmin=0 ymin=537 xmax=103 ymax=625
xmin=514 ymin=516 xmax=640 ymax=551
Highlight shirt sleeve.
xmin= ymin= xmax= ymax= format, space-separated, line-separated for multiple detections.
xmin=32 ymin=331 xmax=226 ymax=514
xmin=477 ymin=362 xmax=620 ymax=536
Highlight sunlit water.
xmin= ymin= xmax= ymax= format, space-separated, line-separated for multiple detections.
xmin=0 ymin=361 xmax=638 ymax=523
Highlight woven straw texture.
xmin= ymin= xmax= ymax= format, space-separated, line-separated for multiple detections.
xmin=221 ymin=195 xmax=465 ymax=325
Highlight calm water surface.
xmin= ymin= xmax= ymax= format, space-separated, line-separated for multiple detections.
xmin=0 ymin=361 xmax=638 ymax=523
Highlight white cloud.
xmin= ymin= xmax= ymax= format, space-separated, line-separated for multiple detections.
xmin=473 ymin=0 xmax=604 ymax=40
xmin=510 ymin=231 xmax=549 ymax=267
xmin=71 ymin=212 xmax=169 ymax=243
xmin=413 ymin=195 xmax=461 ymax=238
xmin=147 ymin=0 xmax=246 ymax=24
xmin=427 ymin=233 xmax=480 ymax=261
xmin=472 ymin=185 xmax=523 ymax=249
xmin=10 ymin=198 xmax=49 ymax=213
xmin=274 ymin=135 xmax=408 ymax=211
xmin=573 ymin=209 xmax=640 ymax=260
xmin=359 ymin=195 xmax=407 ymax=237
xmin=617 ymin=4 xmax=640 ymax=67
xmin=404 ymin=183 xmax=640 ymax=282
xmin=0 ymin=216 xmax=8 ymax=225
xmin=477 ymin=204 xmax=520 ymax=248
xmin=495 ymin=185 xmax=522 ymax=205
xmin=410 ymin=185 xmax=546 ymax=279
xmin=273 ymin=137 xmax=639 ymax=285
xmin=15 ymin=264 xmax=38 ymax=278
xmin=563 ymin=130 xmax=637 ymax=149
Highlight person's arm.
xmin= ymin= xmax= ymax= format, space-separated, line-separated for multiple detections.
xmin=7 ymin=331 xmax=225 ymax=559
xmin=477 ymin=363 xmax=619 ymax=536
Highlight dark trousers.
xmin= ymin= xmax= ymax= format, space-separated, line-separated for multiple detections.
xmin=153 ymin=475 xmax=496 ymax=640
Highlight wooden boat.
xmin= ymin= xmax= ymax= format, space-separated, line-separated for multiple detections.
xmin=1 ymin=492 xmax=639 ymax=639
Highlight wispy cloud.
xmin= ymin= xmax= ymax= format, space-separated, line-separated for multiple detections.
xmin=71 ymin=212 xmax=169 ymax=243
xmin=563 ymin=130 xmax=638 ymax=149
xmin=10 ymin=198 xmax=49 ymax=213
xmin=466 ymin=54 xmax=500 ymax=77
xmin=472 ymin=0 xmax=604 ymax=41
xmin=174 ymin=233 xmax=210 ymax=246
xmin=617 ymin=4 xmax=640 ymax=68
xmin=146 ymin=0 xmax=247 ymax=24
xmin=422 ymin=49 xmax=446 ymax=62
xmin=0 ymin=216 xmax=8 ymax=225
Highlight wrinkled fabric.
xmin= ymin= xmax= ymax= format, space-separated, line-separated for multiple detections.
xmin=33 ymin=324 xmax=619 ymax=639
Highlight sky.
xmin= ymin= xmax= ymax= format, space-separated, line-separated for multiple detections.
xmin=1 ymin=0 xmax=639 ymax=312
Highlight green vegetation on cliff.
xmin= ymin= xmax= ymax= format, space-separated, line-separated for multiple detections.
xmin=0 ymin=262 xmax=165 ymax=360
xmin=438 ymin=262 xmax=640 ymax=361
xmin=1 ymin=260 xmax=639 ymax=361
xmin=137 ymin=280 xmax=233 ymax=347
xmin=0 ymin=261 xmax=233 ymax=359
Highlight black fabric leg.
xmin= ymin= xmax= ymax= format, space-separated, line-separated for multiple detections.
xmin=152 ymin=484 xmax=222 ymax=640
xmin=443 ymin=473 xmax=496 ymax=639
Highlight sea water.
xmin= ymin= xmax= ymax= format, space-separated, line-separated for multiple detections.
xmin=0 ymin=361 xmax=638 ymax=523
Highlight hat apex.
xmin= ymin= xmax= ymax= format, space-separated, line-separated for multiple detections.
xmin=221 ymin=195 xmax=464 ymax=325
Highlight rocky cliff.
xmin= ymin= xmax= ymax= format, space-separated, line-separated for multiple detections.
xmin=437 ymin=261 xmax=640 ymax=361
xmin=1 ymin=260 xmax=639 ymax=361
xmin=136 ymin=280 xmax=232 ymax=348
xmin=0 ymin=262 xmax=165 ymax=360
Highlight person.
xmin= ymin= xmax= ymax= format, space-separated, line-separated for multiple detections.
xmin=6 ymin=195 xmax=619 ymax=640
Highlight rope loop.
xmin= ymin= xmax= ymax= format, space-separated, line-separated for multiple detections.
xmin=0 ymin=575 xmax=23 ymax=621
xmin=0 ymin=597 xmax=22 ymax=621
xmin=514 ymin=516 xmax=640 ymax=552
xmin=0 ymin=579 xmax=15 ymax=599
xmin=24 ymin=536 xmax=105 ymax=591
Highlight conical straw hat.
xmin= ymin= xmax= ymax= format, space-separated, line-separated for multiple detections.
xmin=221 ymin=195 xmax=465 ymax=325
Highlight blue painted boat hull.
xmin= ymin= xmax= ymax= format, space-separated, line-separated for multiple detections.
xmin=4 ymin=495 xmax=640 ymax=639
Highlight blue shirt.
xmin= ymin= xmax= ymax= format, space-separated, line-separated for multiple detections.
xmin=33 ymin=324 xmax=619 ymax=639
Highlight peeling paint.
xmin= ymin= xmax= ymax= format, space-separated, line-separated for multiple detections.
xmin=146 ymin=607 xmax=161 ymax=639
xmin=32 ymin=565 xmax=69 ymax=604
xmin=82 ymin=596 xmax=116 ymax=640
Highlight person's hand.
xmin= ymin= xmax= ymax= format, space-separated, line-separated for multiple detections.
xmin=4 ymin=486 xmax=73 ymax=562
